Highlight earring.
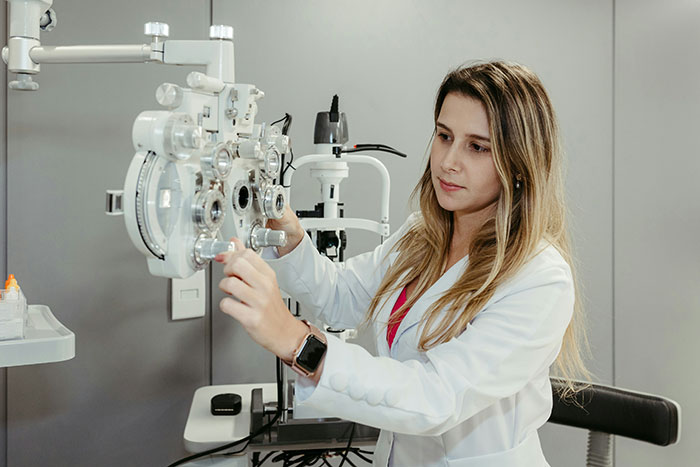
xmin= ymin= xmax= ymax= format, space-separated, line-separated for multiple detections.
xmin=514 ymin=173 xmax=523 ymax=190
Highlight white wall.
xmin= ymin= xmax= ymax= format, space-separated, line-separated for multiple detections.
xmin=615 ymin=0 xmax=698 ymax=464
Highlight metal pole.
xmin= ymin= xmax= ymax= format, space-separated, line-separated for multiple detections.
xmin=29 ymin=44 xmax=152 ymax=63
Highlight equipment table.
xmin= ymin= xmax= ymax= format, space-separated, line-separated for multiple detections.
xmin=183 ymin=383 xmax=378 ymax=466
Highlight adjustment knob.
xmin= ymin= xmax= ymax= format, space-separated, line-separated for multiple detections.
xmin=184 ymin=127 xmax=204 ymax=150
xmin=250 ymin=226 xmax=287 ymax=251
xmin=194 ymin=236 xmax=235 ymax=265
xmin=209 ymin=25 xmax=234 ymax=41
xmin=156 ymin=83 xmax=183 ymax=108
xmin=144 ymin=22 xmax=170 ymax=38
xmin=261 ymin=148 xmax=281 ymax=180
xmin=9 ymin=73 xmax=39 ymax=91
xmin=201 ymin=143 xmax=233 ymax=179
xmin=262 ymin=185 xmax=286 ymax=219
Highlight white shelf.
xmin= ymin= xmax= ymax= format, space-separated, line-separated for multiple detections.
xmin=184 ymin=383 xmax=278 ymax=453
xmin=0 ymin=305 xmax=75 ymax=367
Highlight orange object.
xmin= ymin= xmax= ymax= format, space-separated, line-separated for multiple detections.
xmin=4 ymin=274 xmax=18 ymax=291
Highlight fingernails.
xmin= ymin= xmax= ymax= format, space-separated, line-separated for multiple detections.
xmin=214 ymin=254 xmax=225 ymax=263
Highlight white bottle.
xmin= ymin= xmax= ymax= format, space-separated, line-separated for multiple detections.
xmin=0 ymin=276 xmax=25 ymax=340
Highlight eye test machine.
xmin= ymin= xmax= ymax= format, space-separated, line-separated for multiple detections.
xmin=1 ymin=1 xmax=682 ymax=466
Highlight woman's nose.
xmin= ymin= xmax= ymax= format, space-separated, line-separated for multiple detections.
xmin=440 ymin=146 xmax=460 ymax=173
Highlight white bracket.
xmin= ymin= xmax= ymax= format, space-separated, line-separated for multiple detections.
xmin=171 ymin=269 xmax=206 ymax=320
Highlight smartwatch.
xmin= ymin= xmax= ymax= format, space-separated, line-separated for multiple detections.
xmin=286 ymin=320 xmax=328 ymax=377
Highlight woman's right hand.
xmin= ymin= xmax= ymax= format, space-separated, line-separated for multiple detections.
xmin=266 ymin=204 xmax=306 ymax=256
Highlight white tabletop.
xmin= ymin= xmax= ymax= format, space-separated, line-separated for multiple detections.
xmin=184 ymin=383 xmax=278 ymax=453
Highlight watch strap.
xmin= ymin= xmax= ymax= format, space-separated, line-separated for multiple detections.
xmin=286 ymin=320 xmax=327 ymax=377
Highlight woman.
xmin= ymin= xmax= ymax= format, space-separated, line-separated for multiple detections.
xmin=216 ymin=61 xmax=588 ymax=466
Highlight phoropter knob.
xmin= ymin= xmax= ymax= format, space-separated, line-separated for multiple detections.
xmin=156 ymin=83 xmax=183 ymax=109
xmin=145 ymin=22 xmax=170 ymax=39
xmin=210 ymin=25 xmax=234 ymax=41
xmin=194 ymin=236 xmax=235 ymax=265
xmin=250 ymin=226 xmax=287 ymax=251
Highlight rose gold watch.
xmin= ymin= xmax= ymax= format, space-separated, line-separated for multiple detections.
xmin=284 ymin=320 xmax=328 ymax=377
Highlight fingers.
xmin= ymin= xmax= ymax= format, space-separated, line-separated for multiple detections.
xmin=219 ymin=296 xmax=255 ymax=327
xmin=230 ymin=236 xmax=245 ymax=252
xmin=223 ymin=238 xmax=274 ymax=275
xmin=265 ymin=205 xmax=303 ymax=243
xmin=219 ymin=276 xmax=257 ymax=306
xmin=222 ymin=251 xmax=269 ymax=288
xmin=214 ymin=237 xmax=244 ymax=263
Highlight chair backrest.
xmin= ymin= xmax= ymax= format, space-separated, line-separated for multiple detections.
xmin=548 ymin=378 xmax=681 ymax=446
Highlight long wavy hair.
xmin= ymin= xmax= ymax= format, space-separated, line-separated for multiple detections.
xmin=366 ymin=61 xmax=589 ymax=396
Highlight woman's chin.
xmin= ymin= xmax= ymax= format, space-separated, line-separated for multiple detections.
xmin=436 ymin=197 xmax=460 ymax=212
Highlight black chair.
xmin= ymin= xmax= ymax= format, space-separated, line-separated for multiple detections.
xmin=548 ymin=378 xmax=681 ymax=466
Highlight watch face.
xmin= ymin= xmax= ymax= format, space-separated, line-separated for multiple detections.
xmin=296 ymin=334 xmax=327 ymax=373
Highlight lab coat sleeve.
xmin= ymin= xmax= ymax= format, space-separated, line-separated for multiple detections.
xmin=294 ymin=262 xmax=575 ymax=436
xmin=263 ymin=214 xmax=418 ymax=330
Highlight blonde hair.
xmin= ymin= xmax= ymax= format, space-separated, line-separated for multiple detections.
xmin=367 ymin=61 xmax=589 ymax=397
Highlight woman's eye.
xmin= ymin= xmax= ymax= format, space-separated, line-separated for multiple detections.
xmin=470 ymin=142 xmax=490 ymax=153
xmin=437 ymin=132 xmax=452 ymax=142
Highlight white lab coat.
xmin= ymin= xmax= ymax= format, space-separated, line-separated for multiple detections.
xmin=265 ymin=213 xmax=574 ymax=466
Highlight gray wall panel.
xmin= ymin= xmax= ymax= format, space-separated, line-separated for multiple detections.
xmin=6 ymin=1 xmax=210 ymax=465
xmin=1 ymin=3 xmax=6 ymax=467
xmin=615 ymin=0 xmax=698 ymax=464
xmin=212 ymin=1 xmax=613 ymax=465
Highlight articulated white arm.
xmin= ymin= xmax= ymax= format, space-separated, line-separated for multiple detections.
xmin=3 ymin=0 xmax=236 ymax=89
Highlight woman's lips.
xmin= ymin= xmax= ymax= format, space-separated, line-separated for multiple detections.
xmin=439 ymin=178 xmax=464 ymax=192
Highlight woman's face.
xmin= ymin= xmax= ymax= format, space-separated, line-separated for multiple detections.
xmin=430 ymin=92 xmax=501 ymax=218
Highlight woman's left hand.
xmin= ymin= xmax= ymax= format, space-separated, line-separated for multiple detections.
xmin=216 ymin=237 xmax=309 ymax=362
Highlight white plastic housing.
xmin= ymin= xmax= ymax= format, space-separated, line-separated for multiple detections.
xmin=8 ymin=0 xmax=52 ymax=39
xmin=132 ymin=111 xmax=204 ymax=161
xmin=171 ymin=271 xmax=206 ymax=320
xmin=122 ymin=71 xmax=289 ymax=278
xmin=285 ymin=153 xmax=391 ymax=238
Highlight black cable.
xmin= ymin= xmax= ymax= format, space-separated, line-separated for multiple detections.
xmin=341 ymin=146 xmax=407 ymax=158
xmin=254 ymin=450 xmax=277 ymax=466
xmin=167 ymin=357 xmax=285 ymax=466
xmin=350 ymin=448 xmax=373 ymax=463
xmin=271 ymin=452 xmax=288 ymax=463
xmin=270 ymin=114 xmax=288 ymax=126
xmin=270 ymin=113 xmax=294 ymax=186
xmin=270 ymin=113 xmax=292 ymax=136
xmin=351 ymin=143 xmax=404 ymax=154
xmin=278 ymin=151 xmax=285 ymax=186
xmin=281 ymin=146 xmax=296 ymax=187
xmin=338 ymin=423 xmax=356 ymax=467
xmin=282 ymin=113 xmax=292 ymax=136
xmin=352 ymin=143 xmax=395 ymax=150
xmin=166 ymin=410 xmax=280 ymax=466
xmin=267 ymin=445 xmax=374 ymax=467
xmin=223 ymin=438 xmax=251 ymax=456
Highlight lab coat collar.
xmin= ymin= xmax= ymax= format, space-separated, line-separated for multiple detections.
xmin=377 ymin=252 xmax=470 ymax=357
xmin=375 ymin=252 xmax=403 ymax=357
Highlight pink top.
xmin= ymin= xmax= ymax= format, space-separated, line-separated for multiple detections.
xmin=387 ymin=286 xmax=411 ymax=349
